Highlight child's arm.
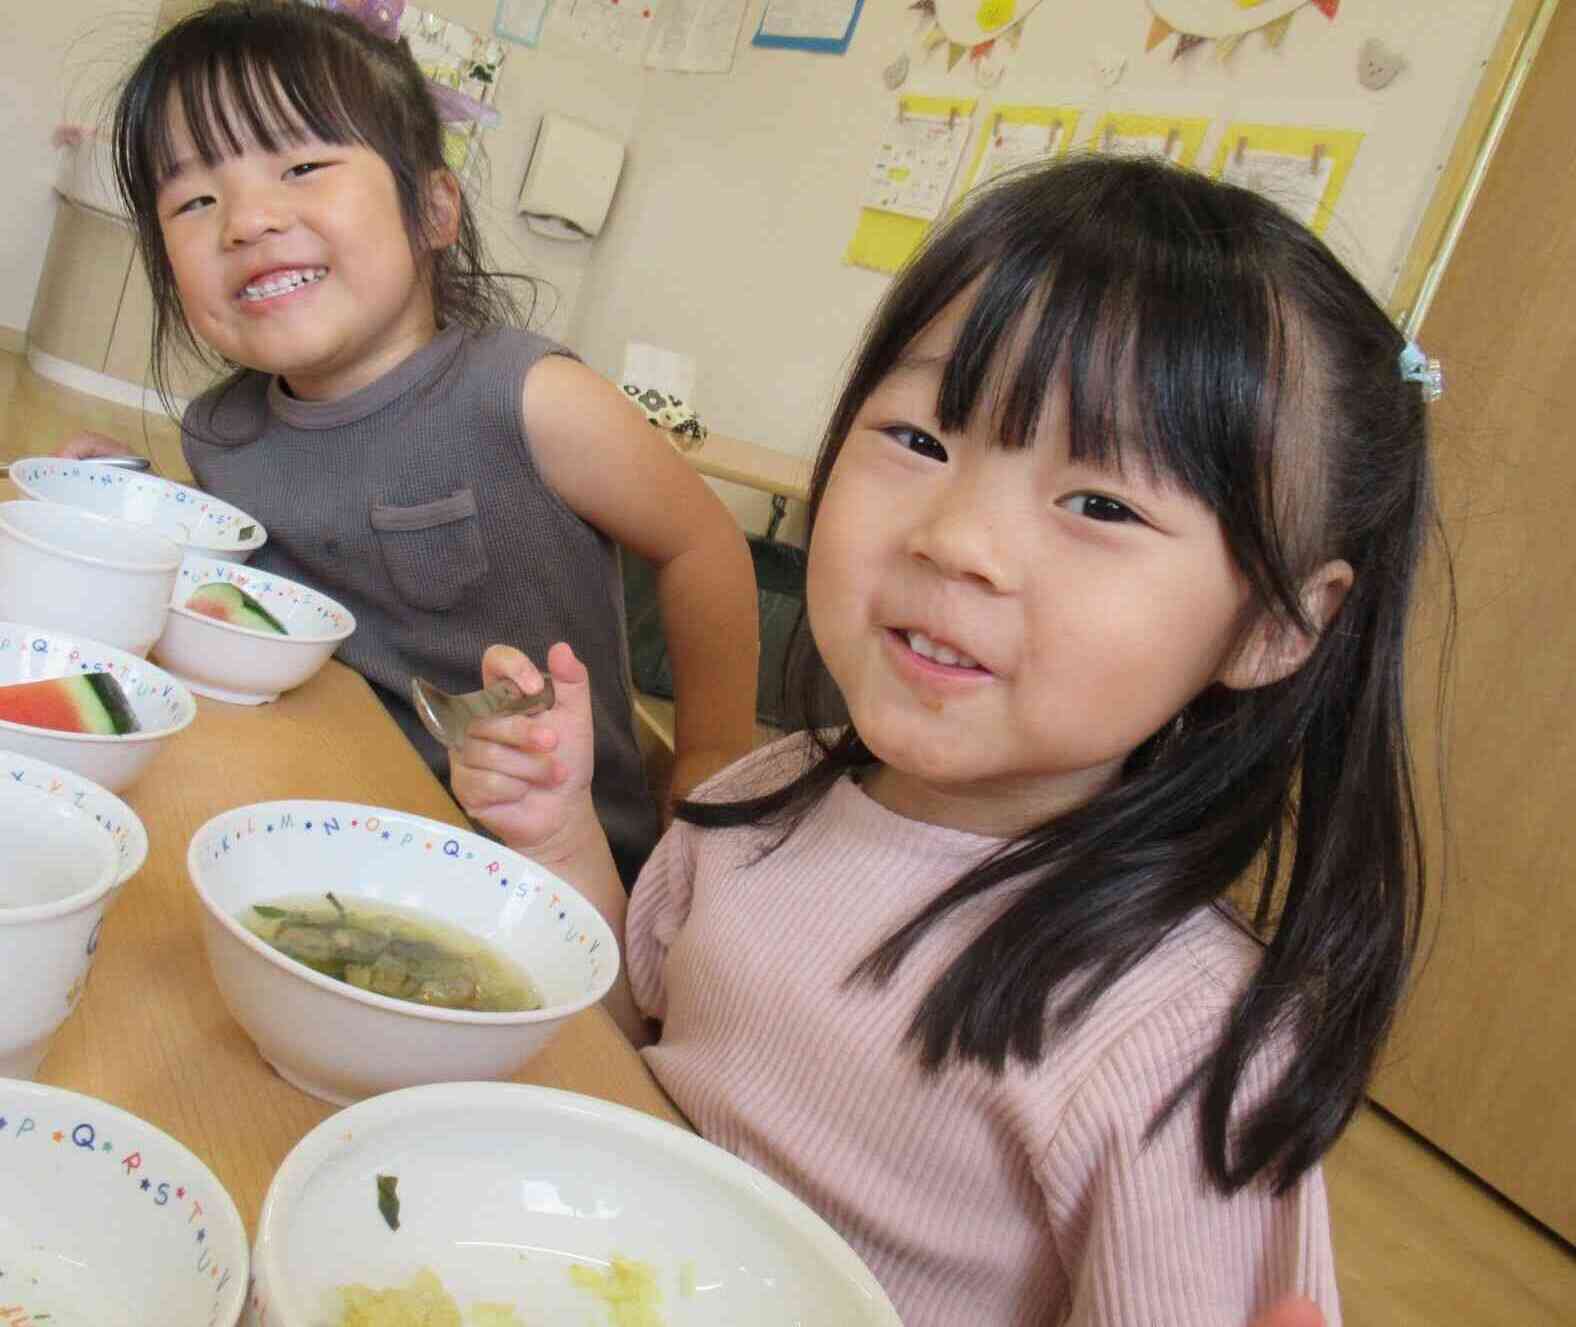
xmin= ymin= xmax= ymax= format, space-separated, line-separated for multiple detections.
xmin=522 ymin=356 xmax=760 ymax=807
xmin=450 ymin=641 xmax=654 ymax=1047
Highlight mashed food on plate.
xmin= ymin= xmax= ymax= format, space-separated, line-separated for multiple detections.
xmin=334 ymin=1257 xmax=665 ymax=1327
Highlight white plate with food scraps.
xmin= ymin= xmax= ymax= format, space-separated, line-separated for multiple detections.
xmin=0 ymin=1080 xmax=248 ymax=1327
xmin=247 ymin=1082 xmax=901 ymax=1327
xmin=8 ymin=457 xmax=266 ymax=563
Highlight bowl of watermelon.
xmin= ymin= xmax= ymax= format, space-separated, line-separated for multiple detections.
xmin=0 ymin=622 xmax=197 ymax=793
xmin=152 ymin=556 xmax=356 ymax=705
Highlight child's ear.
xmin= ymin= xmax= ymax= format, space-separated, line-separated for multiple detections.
xmin=424 ymin=169 xmax=462 ymax=250
xmin=1218 ymin=559 xmax=1354 ymax=691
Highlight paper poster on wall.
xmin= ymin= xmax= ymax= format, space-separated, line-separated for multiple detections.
xmin=494 ymin=0 xmax=550 ymax=46
xmin=645 ymin=0 xmax=748 ymax=71
xmin=753 ymin=0 xmax=864 ymax=54
xmin=958 ymin=105 xmax=1081 ymax=195
xmin=1212 ymin=124 xmax=1363 ymax=235
xmin=1089 ymin=112 xmax=1210 ymax=167
xmin=563 ymin=0 xmax=658 ymax=64
xmin=846 ymin=95 xmax=976 ymax=274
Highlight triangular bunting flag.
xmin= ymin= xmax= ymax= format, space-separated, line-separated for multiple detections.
xmin=923 ymin=24 xmax=948 ymax=52
xmin=1312 ymin=0 xmax=1339 ymax=17
xmin=1217 ymin=32 xmax=1244 ymax=62
xmin=1005 ymin=21 xmax=1025 ymax=50
xmin=908 ymin=0 xmax=936 ymax=14
xmin=947 ymin=41 xmax=968 ymax=70
xmin=1146 ymin=15 xmax=1175 ymax=52
xmin=970 ymin=39 xmax=997 ymax=63
xmin=1263 ymin=13 xmax=1294 ymax=47
xmin=1172 ymin=33 xmax=1206 ymax=60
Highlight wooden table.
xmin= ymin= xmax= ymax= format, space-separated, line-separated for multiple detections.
xmin=30 ymin=658 xmax=687 ymax=1239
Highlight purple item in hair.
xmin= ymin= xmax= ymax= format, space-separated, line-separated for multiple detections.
xmin=322 ymin=0 xmax=502 ymax=128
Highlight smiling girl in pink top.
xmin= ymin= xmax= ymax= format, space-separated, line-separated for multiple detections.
xmin=454 ymin=156 xmax=1443 ymax=1326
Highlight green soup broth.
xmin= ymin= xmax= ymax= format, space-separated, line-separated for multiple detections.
xmin=242 ymin=891 xmax=543 ymax=1014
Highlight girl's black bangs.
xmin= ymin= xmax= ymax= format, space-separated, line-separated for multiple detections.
xmin=928 ymin=183 xmax=1286 ymax=514
xmin=133 ymin=24 xmax=375 ymax=196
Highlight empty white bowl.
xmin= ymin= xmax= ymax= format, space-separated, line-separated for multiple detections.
xmin=187 ymin=801 xmax=619 ymax=1106
xmin=0 ymin=621 xmax=197 ymax=793
xmin=247 ymin=1082 xmax=900 ymax=1327
xmin=0 ymin=778 xmax=119 ymax=1078
xmin=8 ymin=457 xmax=266 ymax=562
xmin=153 ymin=555 xmax=356 ymax=704
xmin=0 ymin=499 xmax=181 ymax=656
xmin=0 ymin=1080 xmax=248 ymax=1326
xmin=1 ymin=748 xmax=149 ymax=899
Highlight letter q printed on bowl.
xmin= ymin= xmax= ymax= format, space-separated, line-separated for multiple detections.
xmin=195 ymin=809 xmax=609 ymax=989
xmin=0 ymin=1095 xmax=242 ymax=1319
xmin=38 ymin=461 xmax=258 ymax=538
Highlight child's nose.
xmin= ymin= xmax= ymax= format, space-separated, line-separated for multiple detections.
xmin=221 ymin=185 xmax=289 ymax=247
xmin=906 ymin=466 xmax=1017 ymax=593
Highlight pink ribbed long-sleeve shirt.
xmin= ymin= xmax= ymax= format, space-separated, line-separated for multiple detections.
xmin=625 ymin=738 xmax=1341 ymax=1326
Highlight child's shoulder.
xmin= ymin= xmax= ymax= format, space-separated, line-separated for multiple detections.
xmin=182 ymin=369 xmax=270 ymax=447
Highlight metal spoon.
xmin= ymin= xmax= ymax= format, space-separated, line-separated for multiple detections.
xmin=410 ymin=674 xmax=555 ymax=750
xmin=0 ymin=455 xmax=152 ymax=477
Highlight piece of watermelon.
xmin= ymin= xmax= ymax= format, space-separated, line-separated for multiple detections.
xmin=186 ymin=582 xmax=288 ymax=635
xmin=0 ymin=673 xmax=140 ymax=735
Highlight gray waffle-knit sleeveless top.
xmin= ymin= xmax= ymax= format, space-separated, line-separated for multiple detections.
xmin=182 ymin=325 xmax=661 ymax=881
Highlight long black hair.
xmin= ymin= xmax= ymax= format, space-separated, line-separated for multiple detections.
xmin=110 ymin=0 xmax=532 ymax=407
xmin=680 ymin=154 xmax=1446 ymax=1195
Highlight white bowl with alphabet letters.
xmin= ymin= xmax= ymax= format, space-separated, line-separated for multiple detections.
xmin=0 ymin=1079 xmax=248 ymax=1326
xmin=186 ymin=800 xmax=619 ymax=1106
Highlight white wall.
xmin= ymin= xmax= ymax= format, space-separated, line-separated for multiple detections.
xmin=0 ymin=0 xmax=163 ymax=337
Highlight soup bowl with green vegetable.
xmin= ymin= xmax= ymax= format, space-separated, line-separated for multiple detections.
xmin=186 ymin=800 xmax=618 ymax=1105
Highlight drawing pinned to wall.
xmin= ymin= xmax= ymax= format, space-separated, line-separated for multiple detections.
xmin=959 ymin=105 xmax=1081 ymax=195
xmin=494 ymin=0 xmax=550 ymax=46
xmin=563 ymin=0 xmax=658 ymax=64
xmin=753 ymin=0 xmax=865 ymax=53
xmin=846 ymin=94 xmax=976 ymax=274
xmin=1145 ymin=0 xmax=1339 ymax=64
xmin=1212 ymin=123 xmax=1362 ymax=235
xmin=1090 ymin=111 xmax=1210 ymax=166
xmin=646 ymin=0 xmax=749 ymax=71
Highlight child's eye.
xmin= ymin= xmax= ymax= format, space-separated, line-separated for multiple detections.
xmin=885 ymin=426 xmax=947 ymax=462
xmin=1060 ymin=493 xmax=1140 ymax=524
xmin=170 ymin=194 xmax=215 ymax=217
xmin=284 ymin=161 xmax=329 ymax=179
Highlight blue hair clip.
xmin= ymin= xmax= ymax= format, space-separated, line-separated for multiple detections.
xmin=1398 ymin=341 xmax=1444 ymax=402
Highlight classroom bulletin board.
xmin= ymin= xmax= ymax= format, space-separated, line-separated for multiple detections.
xmin=840 ymin=0 xmax=1553 ymax=329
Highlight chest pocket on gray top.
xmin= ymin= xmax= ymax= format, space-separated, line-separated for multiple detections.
xmin=370 ymin=489 xmax=489 ymax=612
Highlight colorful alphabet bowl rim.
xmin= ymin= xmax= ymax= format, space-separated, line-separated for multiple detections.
xmin=249 ymin=1082 xmax=902 ymax=1327
xmin=168 ymin=554 xmax=356 ymax=645
xmin=0 ymin=748 xmax=149 ymax=892
xmin=0 ymin=1079 xmax=249 ymax=1327
xmin=8 ymin=457 xmax=266 ymax=560
xmin=0 ymin=621 xmax=198 ymax=745
xmin=186 ymin=799 xmax=620 ymax=1026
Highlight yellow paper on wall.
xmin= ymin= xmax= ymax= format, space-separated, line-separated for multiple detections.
xmin=957 ymin=104 xmax=1083 ymax=197
xmin=846 ymin=94 xmax=977 ymax=276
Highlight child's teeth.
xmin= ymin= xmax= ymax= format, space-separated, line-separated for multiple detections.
xmin=242 ymin=268 xmax=326 ymax=301
xmin=906 ymin=630 xmax=978 ymax=669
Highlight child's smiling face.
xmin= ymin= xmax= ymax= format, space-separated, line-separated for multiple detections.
xmin=154 ymin=92 xmax=449 ymax=401
xmin=807 ymin=298 xmax=1258 ymax=836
